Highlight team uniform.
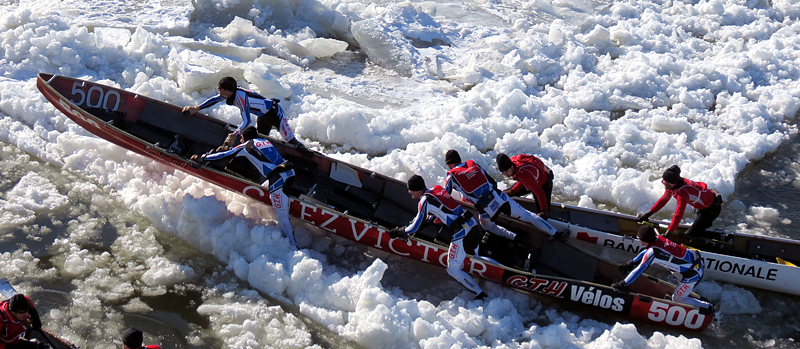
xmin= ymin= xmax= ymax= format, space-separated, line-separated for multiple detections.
xmin=503 ymin=154 xmax=553 ymax=214
xmin=650 ymin=178 xmax=722 ymax=236
xmin=620 ymin=236 xmax=713 ymax=310
xmin=202 ymin=137 xmax=297 ymax=246
xmin=0 ymin=296 xmax=39 ymax=349
xmin=197 ymin=88 xmax=298 ymax=142
xmin=400 ymin=185 xmax=485 ymax=295
xmin=445 ymin=160 xmax=557 ymax=238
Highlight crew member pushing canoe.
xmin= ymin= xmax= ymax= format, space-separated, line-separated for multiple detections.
xmin=390 ymin=175 xmax=488 ymax=300
xmin=444 ymin=150 xmax=568 ymax=243
xmin=614 ymin=226 xmax=717 ymax=315
xmin=191 ymin=126 xmax=297 ymax=246
xmin=0 ymin=294 xmax=44 ymax=349
xmin=496 ymin=152 xmax=554 ymax=219
xmin=183 ymin=76 xmax=313 ymax=157
xmin=637 ymin=165 xmax=723 ymax=238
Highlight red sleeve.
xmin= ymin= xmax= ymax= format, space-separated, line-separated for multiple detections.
xmin=649 ymin=190 xmax=673 ymax=214
xmin=523 ymin=173 xmax=549 ymax=212
xmin=512 ymin=161 xmax=549 ymax=212
xmin=508 ymin=181 xmax=527 ymax=196
xmin=668 ymin=189 xmax=689 ymax=232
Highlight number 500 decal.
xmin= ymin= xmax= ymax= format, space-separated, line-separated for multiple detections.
xmin=70 ymin=82 xmax=121 ymax=111
xmin=648 ymin=301 xmax=705 ymax=329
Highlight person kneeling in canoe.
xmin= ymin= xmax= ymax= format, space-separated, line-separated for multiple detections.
xmin=182 ymin=76 xmax=313 ymax=157
xmin=0 ymin=294 xmax=45 ymax=349
xmin=444 ymin=150 xmax=568 ymax=243
xmin=613 ymin=226 xmax=717 ymax=315
xmin=495 ymin=153 xmax=554 ymax=219
xmin=191 ymin=126 xmax=298 ymax=246
xmin=637 ymin=165 xmax=723 ymax=238
xmin=389 ymin=175 xmax=489 ymax=300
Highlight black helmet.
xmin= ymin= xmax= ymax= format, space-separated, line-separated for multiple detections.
xmin=662 ymin=165 xmax=682 ymax=184
xmin=241 ymin=126 xmax=258 ymax=141
xmin=218 ymin=76 xmax=237 ymax=92
xmin=122 ymin=327 xmax=144 ymax=348
xmin=637 ymin=226 xmax=657 ymax=243
xmin=496 ymin=153 xmax=513 ymax=172
xmin=445 ymin=150 xmax=462 ymax=165
xmin=407 ymin=175 xmax=426 ymax=191
xmin=7 ymin=294 xmax=29 ymax=313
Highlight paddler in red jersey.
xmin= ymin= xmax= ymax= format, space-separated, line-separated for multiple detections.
xmin=495 ymin=153 xmax=554 ymax=219
xmin=614 ymin=226 xmax=717 ymax=315
xmin=443 ymin=150 xmax=568 ymax=242
xmin=637 ymin=165 xmax=723 ymax=237
xmin=0 ymin=294 xmax=44 ymax=349
xmin=389 ymin=175 xmax=489 ymax=300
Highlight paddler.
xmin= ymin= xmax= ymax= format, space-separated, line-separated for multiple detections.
xmin=389 ymin=175 xmax=489 ymax=300
xmin=613 ymin=226 xmax=717 ymax=315
xmin=191 ymin=126 xmax=298 ymax=247
xmin=0 ymin=294 xmax=44 ymax=349
xmin=444 ymin=150 xmax=568 ymax=242
xmin=495 ymin=152 xmax=554 ymax=219
xmin=637 ymin=165 xmax=723 ymax=237
xmin=182 ymin=76 xmax=313 ymax=157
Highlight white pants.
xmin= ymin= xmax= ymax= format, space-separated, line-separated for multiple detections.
xmin=447 ymin=232 xmax=482 ymax=295
xmin=479 ymin=213 xmax=516 ymax=240
xmin=506 ymin=199 xmax=556 ymax=235
xmin=267 ymin=186 xmax=296 ymax=246
xmin=672 ymin=279 xmax=713 ymax=309
xmin=480 ymin=193 xmax=557 ymax=239
xmin=671 ymin=263 xmax=712 ymax=310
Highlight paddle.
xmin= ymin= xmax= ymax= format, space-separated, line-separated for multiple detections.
xmin=0 ymin=279 xmax=60 ymax=349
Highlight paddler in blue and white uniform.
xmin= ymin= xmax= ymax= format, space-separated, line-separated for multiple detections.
xmin=183 ymin=76 xmax=313 ymax=157
xmin=389 ymin=175 xmax=488 ymax=300
xmin=191 ymin=126 xmax=297 ymax=246
xmin=613 ymin=226 xmax=717 ymax=314
xmin=442 ymin=149 xmax=568 ymax=243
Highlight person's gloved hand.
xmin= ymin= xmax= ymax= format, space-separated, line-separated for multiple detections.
xmin=611 ymin=281 xmax=628 ymax=289
xmin=388 ymin=227 xmax=408 ymax=241
xmin=28 ymin=308 xmax=42 ymax=331
xmin=636 ymin=211 xmax=653 ymax=223
xmin=552 ymin=230 xmax=569 ymax=242
xmin=538 ymin=211 xmax=550 ymax=220
xmin=182 ymin=106 xmax=198 ymax=117
xmin=296 ymin=143 xmax=315 ymax=158
xmin=619 ymin=260 xmax=636 ymax=274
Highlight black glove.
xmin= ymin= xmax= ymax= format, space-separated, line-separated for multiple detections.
xmin=29 ymin=308 xmax=42 ymax=331
xmin=296 ymin=143 xmax=314 ymax=158
xmin=552 ymin=230 xmax=569 ymax=242
xmin=611 ymin=281 xmax=627 ymax=289
xmin=636 ymin=211 xmax=653 ymax=223
xmin=388 ymin=227 xmax=408 ymax=241
xmin=619 ymin=260 xmax=636 ymax=274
